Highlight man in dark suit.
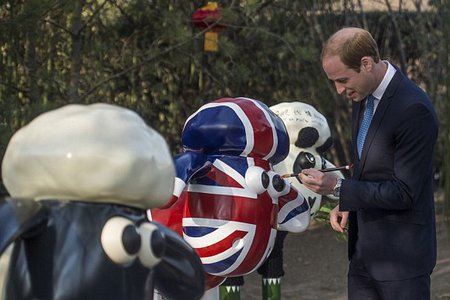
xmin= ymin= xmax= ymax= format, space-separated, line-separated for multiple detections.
xmin=299 ymin=27 xmax=438 ymax=300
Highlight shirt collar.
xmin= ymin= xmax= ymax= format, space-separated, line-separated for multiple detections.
xmin=372 ymin=60 xmax=396 ymax=100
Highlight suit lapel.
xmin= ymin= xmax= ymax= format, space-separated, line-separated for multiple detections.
xmin=354 ymin=68 xmax=405 ymax=179
xmin=352 ymin=100 xmax=362 ymax=166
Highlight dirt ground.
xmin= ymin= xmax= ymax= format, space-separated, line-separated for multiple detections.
xmin=240 ymin=211 xmax=450 ymax=300
xmin=1 ymin=205 xmax=449 ymax=300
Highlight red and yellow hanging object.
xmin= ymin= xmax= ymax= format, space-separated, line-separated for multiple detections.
xmin=191 ymin=2 xmax=224 ymax=52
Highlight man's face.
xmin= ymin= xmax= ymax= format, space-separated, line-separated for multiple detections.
xmin=322 ymin=55 xmax=371 ymax=102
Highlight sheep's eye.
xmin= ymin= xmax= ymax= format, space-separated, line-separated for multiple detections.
xmin=245 ymin=166 xmax=269 ymax=194
xmin=101 ymin=217 xmax=140 ymax=266
xmin=267 ymin=171 xmax=287 ymax=198
xmin=293 ymin=151 xmax=316 ymax=174
xmin=138 ymin=222 xmax=165 ymax=268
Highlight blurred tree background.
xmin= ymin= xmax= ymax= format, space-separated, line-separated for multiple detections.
xmin=0 ymin=0 xmax=449 ymax=220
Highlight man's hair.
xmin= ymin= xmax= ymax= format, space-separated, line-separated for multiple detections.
xmin=321 ymin=28 xmax=380 ymax=72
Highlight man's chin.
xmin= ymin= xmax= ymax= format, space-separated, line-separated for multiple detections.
xmin=348 ymin=95 xmax=363 ymax=102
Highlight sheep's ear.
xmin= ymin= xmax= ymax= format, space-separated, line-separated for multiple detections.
xmin=0 ymin=197 xmax=49 ymax=255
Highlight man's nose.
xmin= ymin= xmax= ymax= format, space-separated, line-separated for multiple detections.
xmin=335 ymin=82 xmax=345 ymax=94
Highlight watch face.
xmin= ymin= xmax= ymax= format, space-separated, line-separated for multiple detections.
xmin=333 ymin=178 xmax=342 ymax=197
xmin=334 ymin=187 xmax=340 ymax=196
xmin=333 ymin=189 xmax=339 ymax=197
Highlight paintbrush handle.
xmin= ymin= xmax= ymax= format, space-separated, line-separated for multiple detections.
xmin=281 ymin=164 xmax=352 ymax=178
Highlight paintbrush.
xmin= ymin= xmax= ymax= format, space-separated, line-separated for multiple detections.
xmin=281 ymin=164 xmax=353 ymax=178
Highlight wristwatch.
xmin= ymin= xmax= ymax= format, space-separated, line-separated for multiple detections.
xmin=332 ymin=178 xmax=343 ymax=197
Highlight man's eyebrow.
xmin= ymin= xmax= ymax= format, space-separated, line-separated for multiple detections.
xmin=334 ymin=77 xmax=348 ymax=83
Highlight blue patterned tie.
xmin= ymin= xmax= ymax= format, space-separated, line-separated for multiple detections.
xmin=357 ymin=95 xmax=375 ymax=158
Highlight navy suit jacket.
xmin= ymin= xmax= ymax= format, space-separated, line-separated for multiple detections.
xmin=339 ymin=66 xmax=438 ymax=281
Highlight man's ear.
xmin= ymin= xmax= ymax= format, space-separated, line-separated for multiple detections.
xmin=360 ymin=56 xmax=373 ymax=72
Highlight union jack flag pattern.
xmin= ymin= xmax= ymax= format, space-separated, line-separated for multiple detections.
xmin=149 ymin=97 xmax=310 ymax=289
